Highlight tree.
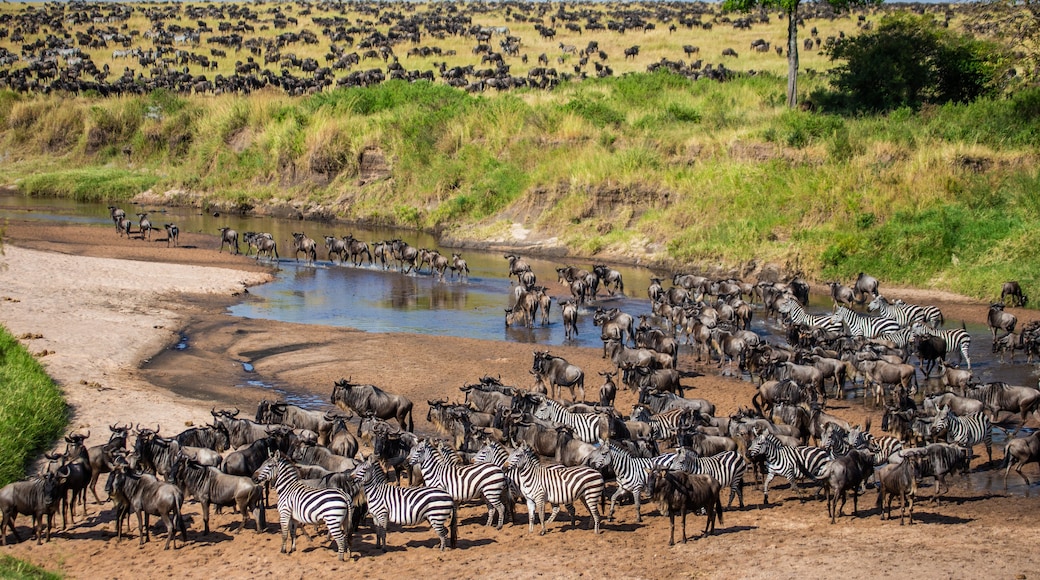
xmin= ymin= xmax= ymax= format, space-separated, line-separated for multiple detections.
xmin=823 ymin=14 xmax=1009 ymax=112
xmin=722 ymin=0 xmax=882 ymax=108
xmin=966 ymin=0 xmax=1040 ymax=84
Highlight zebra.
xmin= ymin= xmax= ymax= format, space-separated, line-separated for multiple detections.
xmin=407 ymin=439 xmax=509 ymax=529
xmin=868 ymin=295 xmax=926 ymax=329
xmin=747 ymin=429 xmax=830 ymax=505
xmin=352 ymin=457 xmax=458 ymax=551
xmin=252 ymin=455 xmax=354 ymax=561
xmin=895 ymin=298 xmax=944 ymax=329
xmin=668 ymin=447 xmax=747 ymax=508
xmin=833 ymin=306 xmax=901 ymax=339
xmin=588 ymin=442 xmax=676 ymax=522
xmin=777 ymin=299 xmax=844 ymax=333
xmin=533 ymin=397 xmax=607 ymax=445
xmin=630 ymin=405 xmax=691 ymax=440
xmin=911 ymin=321 xmax=971 ymax=369
xmin=473 ymin=440 xmax=520 ymax=525
xmin=506 ymin=443 xmax=603 ymax=535
xmin=931 ymin=405 xmax=992 ymax=466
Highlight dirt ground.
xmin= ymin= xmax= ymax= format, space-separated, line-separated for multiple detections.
xmin=1 ymin=220 xmax=1039 ymax=580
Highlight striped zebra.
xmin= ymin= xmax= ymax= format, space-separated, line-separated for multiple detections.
xmin=252 ymin=455 xmax=354 ymax=561
xmin=506 ymin=443 xmax=604 ymax=535
xmin=911 ymin=321 xmax=971 ymax=369
xmin=588 ymin=442 xmax=676 ymax=522
xmin=747 ymin=430 xmax=830 ymax=505
xmin=868 ymin=295 xmax=926 ymax=328
xmin=352 ymin=457 xmax=458 ymax=551
xmin=630 ymin=405 xmax=692 ymax=440
xmin=777 ymin=299 xmax=844 ymax=333
xmin=533 ymin=398 xmax=607 ymax=445
xmin=895 ymin=298 xmax=944 ymax=329
xmin=407 ymin=439 xmax=509 ymax=529
xmin=668 ymin=447 xmax=747 ymax=508
xmin=931 ymin=405 xmax=992 ymax=466
xmin=833 ymin=306 xmax=901 ymax=339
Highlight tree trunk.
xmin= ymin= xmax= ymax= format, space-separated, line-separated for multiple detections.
xmin=787 ymin=6 xmax=800 ymax=108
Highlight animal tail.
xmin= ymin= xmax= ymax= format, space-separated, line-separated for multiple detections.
xmin=714 ymin=491 xmax=724 ymax=526
xmin=407 ymin=408 xmax=415 ymax=433
xmin=751 ymin=392 xmax=764 ymax=417
xmin=450 ymin=503 xmax=459 ymax=549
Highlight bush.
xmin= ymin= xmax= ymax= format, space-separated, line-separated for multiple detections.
xmin=824 ymin=13 xmax=1008 ymax=113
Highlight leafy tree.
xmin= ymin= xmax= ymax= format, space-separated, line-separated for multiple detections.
xmin=822 ymin=14 xmax=1009 ymax=112
xmin=723 ymin=0 xmax=882 ymax=108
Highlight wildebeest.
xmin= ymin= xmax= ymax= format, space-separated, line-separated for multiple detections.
xmin=218 ymin=227 xmax=239 ymax=254
xmin=0 ymin=472 xmax=66 ymax=545
xmin=592 ymin=264 xmax=624 ymax=297
xmin=532 ymin=350 xmax=585 ymax=402
xmin=561 ymin=299 xmax=579 ymax=340
xmin=137 ymin=213 xmax=153 ymax=240
xmin=164 ymin=223 xmax=179 ymax=247
xmin=292 ymin=232 xmax=317 ymax=263
xmin=170 ymin=454 xmax=265 ymax=534
xmin=331 ymin=378 xmax=414 ymax=432
xmin=598 ymin=370 xmax=618 ymax=407
xmin=1001 ymin=281 xmax=1028 ymax=307
xmin=822 ymin=448 xmax=875 ymax=524
xmin=1003 ymin=430 xmax=1040 ymax=487
xmin=828 ymin=281 xmax=855 ymax=311
xmin=505 ymin=254 xmax=532 ymax=282
xmin=876 ymin=449 xmax=927 ymax=525
xmin=963 ymin=381 xmax=1040 ymax=428
xmin=916 ymin=442 xmax=971 ymax=505
xmin=256 ymin=400 xmax=335 ymax=444
xmin=324 ymin=235 xmax=349 ymax=263
xmin=87 ymin=424 xmax=130 ymax=503
xmin=450 ymin=253 xmax=470 ymax=281
xmin=645 ymin=468 xmax=723 ymax=544
xmin=854 ymin=272 xmax=879 ymax=303
xmin=105 ymin=465 xmax=188 ymax=549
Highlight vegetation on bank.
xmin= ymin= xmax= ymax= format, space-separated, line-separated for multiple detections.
xmin=1 ymin=32 xmax=1038 ymax=301
xmin=0 ymin=326 xmax=68 ymax=488
xmin=0 ymin=555 xmax=62 ymax=580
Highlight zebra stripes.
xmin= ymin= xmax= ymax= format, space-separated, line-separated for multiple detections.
xmin=868 ymin=295 xmax=926 ymax=329
xmin=778 ymin=299 xmax=844 ymax=333
xmin=352 ymin=457 xmax=458 ymax=551
xmin=506 ymin=443 xmax=603 ymax=535
xmin=932 ymin=406 xmax=992 ymax=465
xmin=588 ymin=442 xmax=676 ymax=522
xmin=669 ymin=447 xmax=747 ymax=508
xmin=834 ymin=306 xmax=901 ymax=339
xmin=895 ymin=298 xmax=944 ymax=329
xmin=912 ymin=322 xmax=971 ymax=369
xmin=747 ymin=430 xmax=830 ymax=505
xmin=407 ymin=439 xmax=508 ymax=529
xmin=252 ymin=456 xmax=354 ymax=561
xmin=533 ymin=398 xmax=606 ymax=445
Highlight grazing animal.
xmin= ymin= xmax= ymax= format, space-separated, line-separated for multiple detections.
xmin=593 ymin=264 xmax=624 ymax=296
xmin=822 ymin=449 xmax=875 ymax=524
xmin=963 ymin=381 xmax=1040 ymax=432
xmin=218 ymin=227 xmax=239 ymax=254
xmin=406 ymin=439 xmax=508 ymax=528
xmin=533 ymin=397 xmax=607 ymax=445
xmin=352 ymin=457 xmax=457 ymax=551
xmin=911 ymin=322 xmax=972 ymax=370
xmin=561 ymin=299 xmax=579 ymax=341
xmin=170 ymin=454 xmax=264 ymax=534
xmin=291 ymin=232 xmax=317 ymax=263
xmin=598 ymin=370 xmax=617 ymax=407
xmin=645 ymin=468 xmax=723 ymax=544
xmin=931 ymin=405 xmax=993 ymax=467
xmin=532 ymin=351 xmax=585 ymax=402
xmin=868 ymin=295 xmax=926 ymax=328
xmin=917 ymin=443 xmax=970 ymax=505
xmin=833 ymin=306 xmax=901 ymax=339
xmin=588 ymin=442 xmax=675 ymax=522
xmin=987 ymin=302 xmax=1018 ymax=342
xmin=1001 ymin=281 xmax=1028 ymax=307
xmin=506 ymin=443 xmax=603 ymax=535
xmin=1003 ymin=430 xmax=1040 ymax=487
xmin=876 ymin=450 xmax=926 ymax=525
xmin=252 ymin=455 xmax=354 ymax=560
xmin=668 ymin=447 xmax=747 ymax=508
xmin=164 ymin=224 xmax=179 ymax=247
xmin=828 ymin=282 xmax=855 ymax=311
xmin=0 ymin=472 xmax=65 ymax=545
xmin=105 ymin=466 xmax=187 ymax=549
xmin=324 ymin=235 xmax=349 ymax=263
xmin=449 ymin=253 xmax=470 ymax=281
xmin=137 ymin=213 xmax=153 ymax=240
xmin=854 ymin=272 xmax=879 ymax=303
xmin=331 ymin=378 xmax=414 ymax=432
xmin=747 ymin=429 xmax=830 ymax=505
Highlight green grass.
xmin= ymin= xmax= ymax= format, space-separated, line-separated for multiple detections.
xmin=17 ymin=168 xmax=159 ymax=203
xmin=0 ymin=325 xmax=68 ymax=488
xmin=0 ymin=555 xmax=62 ymax=580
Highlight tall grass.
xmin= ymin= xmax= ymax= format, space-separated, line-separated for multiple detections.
xmin=18 ymin=168 xmax=159 ymax=202
xmin=0 ymin=555 xmax=62 ymax=580
xmin=0 ymin=326 xmax=67 ymax=488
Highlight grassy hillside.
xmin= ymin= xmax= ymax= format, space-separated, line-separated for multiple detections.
xmin=0 ymin=2 xmax=1038 ymax=300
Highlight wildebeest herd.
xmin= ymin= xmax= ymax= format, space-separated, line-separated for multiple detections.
xmin=3 ymin=217 xmax=1040 ymax=557
xmin=0 ymin=0 xmax=949 ymax=97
